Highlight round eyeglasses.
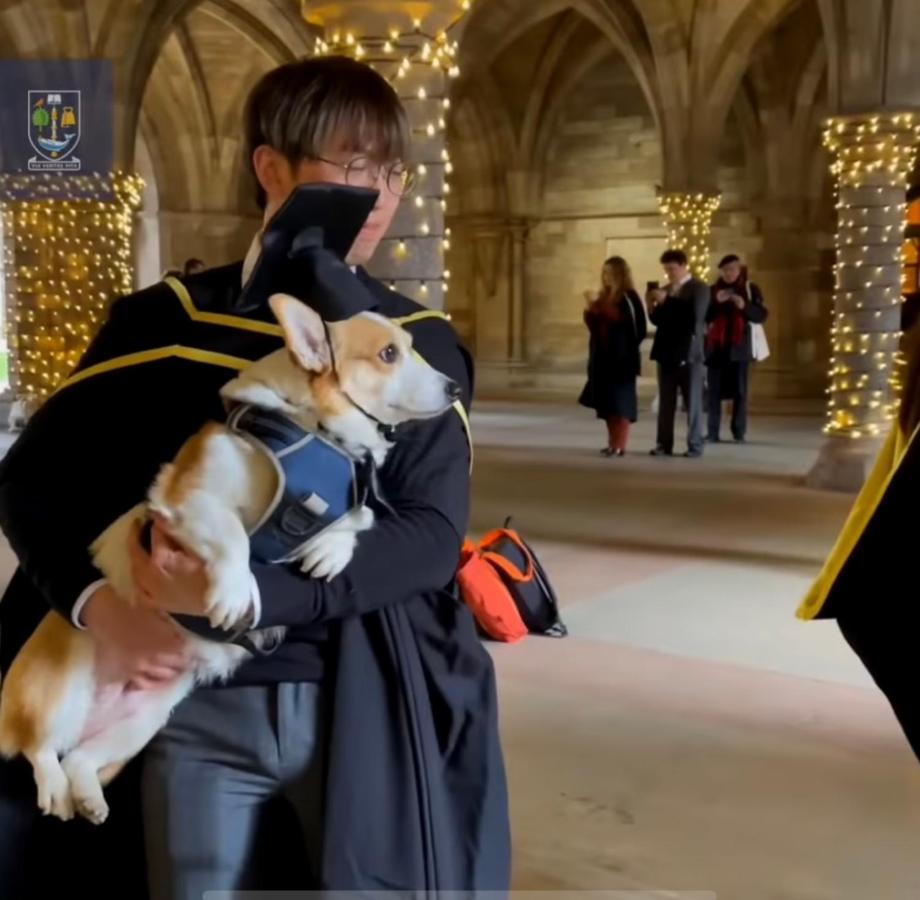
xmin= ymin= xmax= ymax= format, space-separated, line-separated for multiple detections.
xmin=314 ymin=155 xmax=418 ymax=197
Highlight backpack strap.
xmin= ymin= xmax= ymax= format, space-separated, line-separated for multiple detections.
xmin=477 ymin=528 xmax=535 ymax=582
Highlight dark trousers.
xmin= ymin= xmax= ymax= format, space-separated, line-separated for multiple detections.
xmin=657 ymin=362 xmax=704 ymax=453
xmin=707 ymin=362 xmax=749 ymax=440
xmin=0 ymin=683 xmax=325 ymax=900
xmin=143 ymin=682 xmax=327 ymax=900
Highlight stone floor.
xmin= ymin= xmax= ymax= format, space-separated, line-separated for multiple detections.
xmin=1 ymin=403 xmax=919 ymax=899
xmin=469 ymin=402 xmax=920 ymax=899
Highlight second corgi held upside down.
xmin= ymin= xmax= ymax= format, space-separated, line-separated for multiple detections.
xmin=0 ymin=292 xmax=460 ymax=825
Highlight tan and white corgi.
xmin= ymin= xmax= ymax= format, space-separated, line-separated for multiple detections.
xmin=0 ymin=293 xmax=459 ymax=825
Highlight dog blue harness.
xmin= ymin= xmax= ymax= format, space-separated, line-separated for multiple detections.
xmin=167 ymin=404 xmax=377 ymax=654
xmin=226 ymin=403 xmax=366 ymax=565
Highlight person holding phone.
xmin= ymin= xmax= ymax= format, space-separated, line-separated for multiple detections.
xmin=0 ymin=56 xmax=510 ymax=900
xmin=705 ymin=254 xmax=768 ymax=443
xmin=579 ymin=256 xmax=647 ymax=456
xmin=646 ymin=249 xmax=710 ymax=457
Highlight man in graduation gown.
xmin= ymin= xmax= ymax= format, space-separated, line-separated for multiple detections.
xmin=0 ymin=55 xmax=511 ymax=897
xmin=800 ymin=341 xmax=920 ymax=762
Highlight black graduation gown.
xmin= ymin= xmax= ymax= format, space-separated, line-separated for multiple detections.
xmin=0 ymin=262 xmax=511 ymax=894
xmin=799 ymin=424 xmax=920 ymax=761
xmin=578 ymin=291 xmax=647 ymax=422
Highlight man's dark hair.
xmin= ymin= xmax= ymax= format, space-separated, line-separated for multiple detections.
xmin=660 ymin=249 xmax=688 ymax=266
xmin=183 ymin=257 xmax=205 ymax=274
xmin=243 ymin=56 xmax=410 ymax=209
xmin=718 ymin=254 xmax=741 ymax=269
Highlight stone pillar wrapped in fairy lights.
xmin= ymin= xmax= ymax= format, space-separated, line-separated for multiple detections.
xmin=303 ymin=1 xmax=474 ymax=309
xmin=0 ymin=172 xmax=142 ymax=405
xmin=657 ymin=191 xmax=722 ymax=282
xmin=808 ymin=113 xmax=920 ymax=489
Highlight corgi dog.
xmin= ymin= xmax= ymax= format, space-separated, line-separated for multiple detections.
xmin=0 ymin=293 xmax=459 ymax=826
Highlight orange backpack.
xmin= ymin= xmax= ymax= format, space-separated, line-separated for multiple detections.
xmin=457 ymin=519 xmax=567 ymax=643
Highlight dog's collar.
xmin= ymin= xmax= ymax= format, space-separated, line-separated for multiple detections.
xmin=321 ymin=319 xmax=397 ymax=443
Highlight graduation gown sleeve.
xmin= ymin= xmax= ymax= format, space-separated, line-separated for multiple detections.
xmin=799 ymin=420 xmax=920 ymax=759
xmin=0 ymin=288 xmax=226 ymax=622
xmin=0 ymin=267 xmax=265 ymax=642
xmin=251 ymin=315 xmax=511 ymax=892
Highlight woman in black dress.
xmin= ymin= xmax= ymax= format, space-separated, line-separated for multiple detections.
xmin=579 ymin=256 xmax=647 ymax=456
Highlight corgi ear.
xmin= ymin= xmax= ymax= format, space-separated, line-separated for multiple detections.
xmin=269 ymin=294 xmax=331 ymax=373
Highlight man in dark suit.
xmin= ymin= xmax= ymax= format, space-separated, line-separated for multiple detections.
xmin=647 ymin=248 xmax=710 ymax=457
xmin=0 ymin=56 xmax=510 ymax=899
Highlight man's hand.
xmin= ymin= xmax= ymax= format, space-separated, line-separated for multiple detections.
xmin=129 ymin=517 xmax=211 ymax=617
xmin=647 ymin=288 xmax=666 ymax=308
xmin=82 ymin=583 xmax=189 ymax=690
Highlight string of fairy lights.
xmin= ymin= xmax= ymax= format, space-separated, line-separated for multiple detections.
xmin=0 ymin=172 xmax=142 ymax=401
xmin=656 ymin=191 xmax=722 ymax=282
xmin=312 ymin=1 xmax=473 ymax=305
xmin=0 ymin=4 xmax=472 ymax=408
xmin=822 ymin=113 xmax=920 ymax=439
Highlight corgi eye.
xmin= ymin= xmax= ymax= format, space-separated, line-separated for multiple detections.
xmin=379 ymin=344 xmax=399 ymax=364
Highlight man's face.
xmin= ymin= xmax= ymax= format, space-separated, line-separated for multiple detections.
xmin=258 ymin=146 xmax=402 ymax=266
xmin=721 ymin=261 xmax=742 ymax=284
xmin=663 ymin=262 xmax=688 ymax=285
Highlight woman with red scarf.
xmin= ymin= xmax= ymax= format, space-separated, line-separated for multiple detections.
xmin=579 ymin=256 xmax=647 ymax=455
xmin=705 ymin=254 xmax=768 ymax=443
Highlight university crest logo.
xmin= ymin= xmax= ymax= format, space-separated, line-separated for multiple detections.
xmin=27 ymin=90 xmax=81 ymax=171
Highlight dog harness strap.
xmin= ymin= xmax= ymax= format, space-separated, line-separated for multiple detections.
xmin=228 ymin=404 xmax=360 ymax=565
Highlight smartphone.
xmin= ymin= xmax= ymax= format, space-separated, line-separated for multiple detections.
xmin=240 ymin=182 xmax=379 ymax=310
xmin=647 ymin=281 xmax=659 ymax=293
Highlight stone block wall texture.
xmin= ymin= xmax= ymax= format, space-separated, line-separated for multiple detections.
xmin=448 ymin=48 xmax=833 ymax=399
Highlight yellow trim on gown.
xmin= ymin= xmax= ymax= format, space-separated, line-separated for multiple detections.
xmin=798 ymin=421 xmax=918 ymax=619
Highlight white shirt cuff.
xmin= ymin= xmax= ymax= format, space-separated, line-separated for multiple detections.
xmin=72 ymin=579 xmax=108 ymax=628
xmin=72 ymin=576 xmax=261 ymax=630
xmin=249 ymin=572 xmax=261 ymax=628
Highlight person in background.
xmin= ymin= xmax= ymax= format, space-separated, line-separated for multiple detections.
xmin=705 ymin=254 xmax=768 ymax=443
xmin=183 ymin=257 xmax=205 ymax=276
xmin=579 ymin=256 xmax=647 ymax=456
xmin=646 ymin=249 xmax=709 ymax=458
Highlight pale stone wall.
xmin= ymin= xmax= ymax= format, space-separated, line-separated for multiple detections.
xmin=157 ymin=211 xmax=261 ymax=276
xmin=525 ymin=57 xmax=761 ymax=371
xmin=527 ymin=56 xmax=662 ymax=368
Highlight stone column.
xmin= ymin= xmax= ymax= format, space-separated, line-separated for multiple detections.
xmin=657 ymin=191 xmax=722 ymax=281
xmin=0 ymin=172 xmax=142 ymax=408
xmin=303 ymin=2 xmax=471 ymax=309
xmin=807 ymin=113 xmax=920 ymax=490
xmin=508 ymin=220 xmax=529 ymax=363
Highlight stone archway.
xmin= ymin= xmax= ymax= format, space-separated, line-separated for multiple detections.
xmin=94 ymin=0 xmax=316 ymax=168
xmin=450 ymin=6 xmax=666 ymax=386
xmin=132 ymin=0 xmax=312 ymax=270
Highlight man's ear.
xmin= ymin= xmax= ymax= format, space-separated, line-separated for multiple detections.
xmin=269 ymin=293 xmax=331 ymax=372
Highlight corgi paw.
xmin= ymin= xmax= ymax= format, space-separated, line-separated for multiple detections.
xmin=299 ymin=530 xmax=358 ymax=581
xmin=204 ymin=572 xmax=254 ymax=631
xmin=72 ymin=785 xmax=109 ymax=825
xmin=37 ymin=770 xmax=74 ymax=822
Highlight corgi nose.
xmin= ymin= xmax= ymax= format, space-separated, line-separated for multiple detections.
xmin=446 ymin=379 xmax=462 ymax=401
